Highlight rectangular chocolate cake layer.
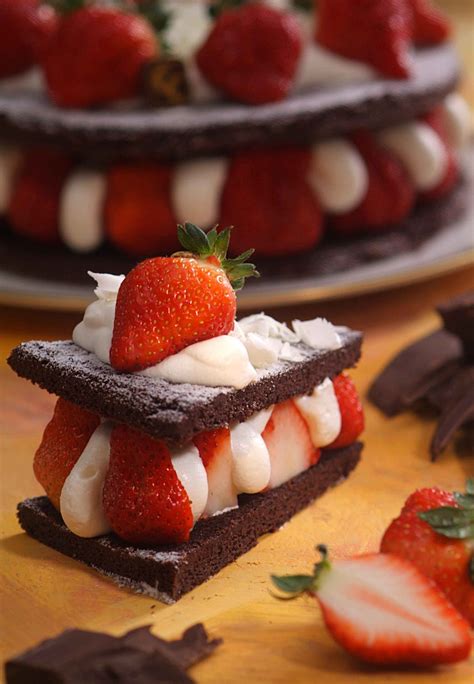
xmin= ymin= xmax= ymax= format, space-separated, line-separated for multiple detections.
xmin=8 ymin=332 xmax=362 ymax=445
xmin=17 ymin=443 xmax=362 ymax=603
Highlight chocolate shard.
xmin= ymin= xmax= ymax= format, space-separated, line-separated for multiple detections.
xmin=7 ymin=332 xmax=362 ymax=446
xmin=16 ymin=444 xmax=361 ymax=603
xmin=368 ymin=330 xmax=462 ymax=417
xmin=430 ymin=375 xmax=474 ymax=460
xmin=437 ymin=290 xmax=474 ymax=362
xmin=4 ymin=626 xmax=201 ymax=683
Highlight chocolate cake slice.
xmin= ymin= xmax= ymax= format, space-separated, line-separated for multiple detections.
xmin=8 ymin=330 xmax=362 ymax=445
xmin=17 ymin=444 xmax=361 ymax=603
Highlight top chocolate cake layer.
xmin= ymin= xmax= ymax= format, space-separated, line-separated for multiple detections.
xmin=8 ymin=331 xmax=361 ymax=445
xmin=0 ymin=45 xmax=459 ymax=162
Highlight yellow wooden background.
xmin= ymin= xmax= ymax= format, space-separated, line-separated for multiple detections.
xmin=1 ymin=2 xmax=473 ymax=681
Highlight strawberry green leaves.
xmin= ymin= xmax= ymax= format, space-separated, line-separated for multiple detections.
xmin=271 ymin=544 xmax=331 ymax=596
xmin=419 ymin=480 xmax=474 ymax=540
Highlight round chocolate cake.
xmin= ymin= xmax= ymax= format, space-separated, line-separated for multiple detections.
xmin=0 ymin=0 xmax=471 ymax=290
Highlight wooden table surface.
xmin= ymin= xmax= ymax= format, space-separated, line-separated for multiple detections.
xmin=1 ymin=264 xmax=474 ymax=683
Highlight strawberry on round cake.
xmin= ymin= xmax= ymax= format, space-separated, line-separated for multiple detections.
xmin=8 ymin=224 xmax=364 ymax=601
xmin=0 ymin=0 xmax=471 ymax=279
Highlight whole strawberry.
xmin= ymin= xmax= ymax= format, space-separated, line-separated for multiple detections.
xmin=196 ymin=3 xmax=302 ymax=104
xmin=103 ymin=425 xmax=193 ymax=545
xmin=316 ymin=0 xmax=412 ymax=78
xmin=272 ymin=545 xmax=471 ymax=665
xmin=110 ymin=223 xmax=258 ymax=372
xmin=0 ymin=0 xmax=57 ymax=78
xmin=220 ymin=147 xmax=323 ymax=257
xmin=105 ymin=162 xmax=178 ymax=256
xmin=331 ymin=131 xmax=415 ymax=235
xmin=408 ymin=0 xmax=451 ymax=45
xmin=42 ymin=5 xmax=157 ymax=108
xmin=34 ymin=398 xmax=100 ymax=510
xmin=381 ymin=482 xmax=474 ymax=626
xmin=327 ymin=373 xmax=364 ymax=449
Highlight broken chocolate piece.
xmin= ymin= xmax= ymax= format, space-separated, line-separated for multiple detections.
xmin=437 ymin=290 xmax=474 ymax=362
xmin=368 ymin=330 xmax=462 ymax=416
xmin=4 ymin=624 xmax=220 ymax=684
xmin=369 ymin=291 xmax=474 ymax=459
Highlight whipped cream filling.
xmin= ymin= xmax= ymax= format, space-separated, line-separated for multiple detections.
xmin=0 ymin=145 xmax=22 ymax=213
xmin=170 ymin=443 xmax=208 ymax=522
xmin=60 ymin=422 xmax=113 ymax=538
xmin=294 ymin=378 xmax=341 ymax=447
xmin=60 ymin=169 xmax=106 ymax=253
xmin=172 ymin=157 xmax=228 ymax=228
xmin=377 ymin=122 xmax=448 ymax=191
xmin=295 ymin=43 xmax=375 ymax=92
xmin=230 ymin=407 xmax=273 ymax=493
xmin=441 ymin=93 xmax=472 ymax=150
xmin=308 ymin=139 xmax=369 ymax=213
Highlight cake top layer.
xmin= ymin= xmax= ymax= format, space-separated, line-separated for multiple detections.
xmin=8 ymin=330 xmax=362 ymax=445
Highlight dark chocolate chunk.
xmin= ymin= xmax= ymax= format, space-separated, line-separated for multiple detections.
xmin=431 ymin=382 xmax=474 ymax=460
xmin=368 ymin=330 xmax=462 ymax=417
xmin=142 ymin=58 xmax=189 ymax=107
xmin=8 ymin=332 xmax=362 ymax=446
xmin=16 ymin=443 xmax=361 ymax=602
xmin=437 ymin=290 xmax=474 ymax=362
xmin=5 ymin=623 xmax=220 ymax=684
xmin=0 ymin=173 xmax=469 ymax=292
xmin=0 ymin=45 xmax=459 ymax=162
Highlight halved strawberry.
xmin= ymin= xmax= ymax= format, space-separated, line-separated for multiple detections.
xmin=110 ymin=223 xmax=258 ymax=372
xmin=102 ymin=424 xmax=193 ymax=545
xmin=263 ymin=400 xmax=320 ymax=489
xmin=408 ymin=0 xmax=451 ymax=45
xmin=381 ymin=483 xmax=474 ymax=626
xmin=220 ymin=147 xmax=324 ymax=257
xmin=105 ymin=162 xmax=179 ymax=257
xmin=196 ymin=3 xmax=302 ymax=104
xmin=272 ymin=546 xmax=471 ymax=665
xmin=0 ymin=0 xmax=57 ymax=78
xmin=8 ymin=148 xmax=74 ymax=243
xmin=42 ymin=6 xmax=157 ymax=108
xmin=331 ymin=131 xmax=415 ymax=235
xmin=316 ymin=0 xmax=412 ymax=78
xmin=33 ymin=398 xmax=100 ymax=510
xmin=327 ymin=373 xmax=364 ymax=449
xmin=194 ymin=427 xmax=237 ymax=516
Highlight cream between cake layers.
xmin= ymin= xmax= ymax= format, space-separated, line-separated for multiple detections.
xmin=9 ymin=224 xmax=363 ymax=561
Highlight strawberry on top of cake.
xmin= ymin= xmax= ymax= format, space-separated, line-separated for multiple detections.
xmin=16 ymin=224 xmax=364 ymax=547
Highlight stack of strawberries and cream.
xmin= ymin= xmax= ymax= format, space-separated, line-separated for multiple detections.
xmin=8 ymin=224 xmax=364 ymax=601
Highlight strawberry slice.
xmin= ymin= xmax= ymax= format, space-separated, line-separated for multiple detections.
xmin=408 ymin=0 xmax=451 ymax=45
xmin=105 ymin=162 xmax=179 ymax=257
xmin=8 ymin=148 xmax=74 ymax=243
xmin=194 ymin=427 xmax=237 ymax=516
xmin=331 ymin=131 xmax=415 ymax=235
xmin=102 ymin=425 xmax=193 ymax=545
xmin=263 ymin=400 xmax=320 ymax=489
xmin=34 ymin=398 xmax=100 ymax=510
xmin=110 ymin=222 xmax=258 ymax=372
xmin=272 ymin=546 xmax=471 ymax=665
xmin=381 ymin=482 xmax=474 ymax=626
xmin=196 ymin=3 xmax=302 ymax=104
xmin=220 ymin=147 xmax=323 ymax=257
xmin=327 ymin=373 xmax=364 ymax=449
xmin=316 ymin=0 xmax=412 ymax=78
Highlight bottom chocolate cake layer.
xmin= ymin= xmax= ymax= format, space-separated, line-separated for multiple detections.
xmin=17 ymin=443 xmax=361 ymax=603
xmin=0 ymin=174 xmax=469 ymax=288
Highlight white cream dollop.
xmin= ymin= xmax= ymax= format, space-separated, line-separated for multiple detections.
xmin=171 ymin=443 xmax=208 ymax=522
xmin=295 ymin=43 xmax=375 ymax=92
xmin=0 ymin=145 xmax=22 ymax=213
xmin=60 ymin=422 xmax=113 ymax=538
xmin=72 ymin=272 xmax=125 ymax=364
xmin=172 ymin=157 xmax=228 ymax=228
xmin=377 ymin=122 xmax=447 ymax=191
xmin=294 ymin=378 xmax=341 ymax=447
xmin=140 ymin=335 xmax=257 ymax=389
xmin=60 ymin=169 xmax=106 ymax=253
xmin=308 ymin=139 xmax=369 ymax=213
xmin=230 ymin=407 xmax=273 ymax=493
xmin=162 ymin=0 xmax=212 ymax=61
xmin=441 ymin=93 xmax=472 ymax=150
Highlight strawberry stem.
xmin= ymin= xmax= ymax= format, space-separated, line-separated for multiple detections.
xmin=176 ymin=222 xmax=259 ymax=291
xmin=419 ymin=480 xmax=474 ymax=540
xmin=271 ymin=544 xmax=332 ymax=597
